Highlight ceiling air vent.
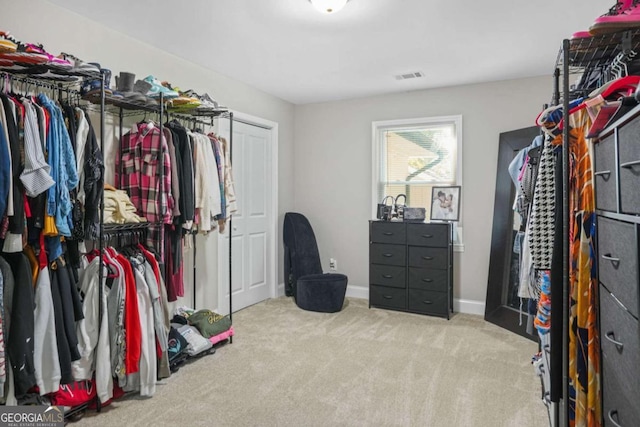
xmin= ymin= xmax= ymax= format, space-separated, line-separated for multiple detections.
xmin=395 ymin=71 xmax=424 ymax=81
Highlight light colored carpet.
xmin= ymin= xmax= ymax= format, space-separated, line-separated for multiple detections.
xmin=74 ymin=297 xmax=548 ymax=427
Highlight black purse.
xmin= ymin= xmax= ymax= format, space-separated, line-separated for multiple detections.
xmin=394 ymin=194 xmax=407 ymax=220
xmin=376 ymin=196 xmax=395 ymax=221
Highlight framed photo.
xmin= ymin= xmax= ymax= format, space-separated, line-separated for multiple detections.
xmin=430 ymin=186 xmax=461 ymax=222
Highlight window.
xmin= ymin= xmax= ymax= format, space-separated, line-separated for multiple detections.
xmin=372 ymin=116 xmax=463 ymax=246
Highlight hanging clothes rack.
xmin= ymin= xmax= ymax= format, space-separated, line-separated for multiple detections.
xmin=168 ymin=110 xmax=234 ymax=342
xmin=0 ymin=65 xmax=108 ymax=418
xmin=549 ymin=28 xmax=640 ymax=427
xmin=109 ymin=97 xmax=234 ymax=341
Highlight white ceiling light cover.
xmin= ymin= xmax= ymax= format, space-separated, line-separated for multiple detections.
xmin=310 ymin=0 xmax=348 ymax=14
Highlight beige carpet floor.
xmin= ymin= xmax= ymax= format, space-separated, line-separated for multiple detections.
xmin=73 ymin=297 xmax=548 ymax=427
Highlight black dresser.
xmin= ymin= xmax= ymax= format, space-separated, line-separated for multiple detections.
xmin=593 ymin=107 xmax=640 ymax=427
xmin=368 ymin=220 xmax=453 ymax=319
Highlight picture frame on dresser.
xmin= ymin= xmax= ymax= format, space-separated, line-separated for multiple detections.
xmin=430 ymin=186 xmax=461 ymax=222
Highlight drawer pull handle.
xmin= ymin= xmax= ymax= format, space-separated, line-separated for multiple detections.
xmin=383 ymin=232 xmax=394 ymax=236
xmin=422 ymin=278 xmax=433 ymax=283
xmin=422 ymin=234 xmax=433 ymax=238
xmin=594 ymin=170 xmax=611 ymax=177
xmin=605 ymin=331 xmax=624 ymax=349
xmin=382 ymin=274 xmax=393 ymax=279
xmin=602 ymin=254 xmax=620 ymax=264
xmin=383 ymin=295 xmax=393 ymax=300
xmin=607 ymin=409 xmax=622 ymax=427
xmin=422 ymin=300 xmax=433 ymax=305
xmin=422 ymin=256 xmax=434 ymax=261
xmin=382 ymin=253 xmax=394 ymax=258
xmin=620 ymin=159 xmax=640 ymax=169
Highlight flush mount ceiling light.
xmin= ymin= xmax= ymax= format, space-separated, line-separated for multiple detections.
xmin=309 ymin=0 xmax=349 ymax=14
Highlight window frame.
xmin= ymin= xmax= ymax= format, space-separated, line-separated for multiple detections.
xmin=371 ymin=115 xmax=464 ymax=249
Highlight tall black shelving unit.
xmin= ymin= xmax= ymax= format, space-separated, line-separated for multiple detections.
xmin=551 ymin=29 xmax=640 ymax=427
xmin=166 ymin=109 xmax=235 ymax=339
xmin=0 ymin=66 xmax=109 ymax=418
xmin=109 ymin=96 xmax=235 ymax=338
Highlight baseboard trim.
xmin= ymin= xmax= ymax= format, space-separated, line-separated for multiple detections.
xmin=454 ymin=298 xmax=485 ymax=315
xmin=345 ymin=285 xmax=368 ymax=300
xmin=276 ymin=284 xmax=487 ymax=314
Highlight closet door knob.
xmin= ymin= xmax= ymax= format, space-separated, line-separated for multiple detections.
xmin=620 ymin=159 xmax=640 ymax=169
xmin=604 ymin=331 xmax=624 ymax=349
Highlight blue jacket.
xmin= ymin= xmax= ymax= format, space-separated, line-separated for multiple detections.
xmin=38 ymin=94 xmax=79 ymax=237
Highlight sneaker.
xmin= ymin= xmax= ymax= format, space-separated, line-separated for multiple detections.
xmin=0 ymin=31 xmax=18 ymax=53
xmin=184 ymin=90 xmax=226 ymax=114
xmin=590 ymin=0 xmax=640 ymax=35
xmin=24 ymin=43 xmax=72 ymax=69
xmin=163 ymin=84 xmax=201 ymax=109
xmin=143 ymin=75 xmax=178 ymax=99
xmin=571 ymin=31 xmax=592 ymax=40
xmin=58 ymin=52 xmax=100 ymax=75
xmin=131 ymin=79 xmax=161 ymax=108
xmin=0 ymin=38 xmax=48 ymax=65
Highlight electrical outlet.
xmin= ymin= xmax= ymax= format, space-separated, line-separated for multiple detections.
xmin=329 ymin=258 xmax=337 ymax=271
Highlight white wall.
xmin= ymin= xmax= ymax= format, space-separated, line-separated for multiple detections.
xmin=1 ymin=0 xmax=295 ymax=311
xmin=293 ymin=76 xmax=551 ymax=311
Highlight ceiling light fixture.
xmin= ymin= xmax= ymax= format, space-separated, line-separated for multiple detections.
xmin=309 ymin=0 xmax=349 ymax=14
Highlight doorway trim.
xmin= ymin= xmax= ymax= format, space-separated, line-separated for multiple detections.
xmin=217 ymin=110 xmax=279 ymax=314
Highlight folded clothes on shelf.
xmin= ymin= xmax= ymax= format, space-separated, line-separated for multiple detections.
xmin=104 ymin=184 xmax=146 ymax=224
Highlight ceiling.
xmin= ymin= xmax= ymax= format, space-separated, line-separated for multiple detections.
xmin=49 ymin=0 xmax=606 ymax=105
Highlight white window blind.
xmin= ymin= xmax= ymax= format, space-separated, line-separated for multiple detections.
xmin=374 ymin=116 xmax=462 ymax=222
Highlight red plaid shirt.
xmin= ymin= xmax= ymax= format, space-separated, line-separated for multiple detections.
xmin=116 ymin=123 xmax=174 ymax=256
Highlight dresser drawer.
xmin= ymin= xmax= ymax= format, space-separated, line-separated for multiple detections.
xmin=408 ymin=247 xmax=448 ymax=269
xmin=406 ymin=223 xmax=448 ymax=247
xmin=408 ymin=268 xmax=448 ymax=292
xmin=408 ymin=289 xmax=448 ymax=316
xmin=594 ymin=134 xmax=617 ymax=213
xmin=602 ymin=358 xmax=640 ymax=427
xmin=370 ymin=243 xmax=406 ymax=266
xmin=597 ymin=217 xmax=639 ymax=318
xmin=369 ymin=264 xmax=406 ymax=289
xmin=370 ymin=285 xmax=406 ymax=310
xmin=600 ymin=286 xmax=640 ymax=379
xmin=619 ymin=116 xmax=640 ymax=215
xmin=370 ymin=221 xmax=406 ymax=244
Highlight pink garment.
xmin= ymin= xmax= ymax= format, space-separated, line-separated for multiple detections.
xmin=208 ymin=326 xmax=234 ymax=345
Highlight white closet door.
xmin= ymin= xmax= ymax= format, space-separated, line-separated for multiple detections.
xmin=217 ymin=119 xmax=273 ymax=314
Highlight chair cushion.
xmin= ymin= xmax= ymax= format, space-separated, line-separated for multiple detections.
xmin=295 ymin=273 xmax=348 ymax=313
